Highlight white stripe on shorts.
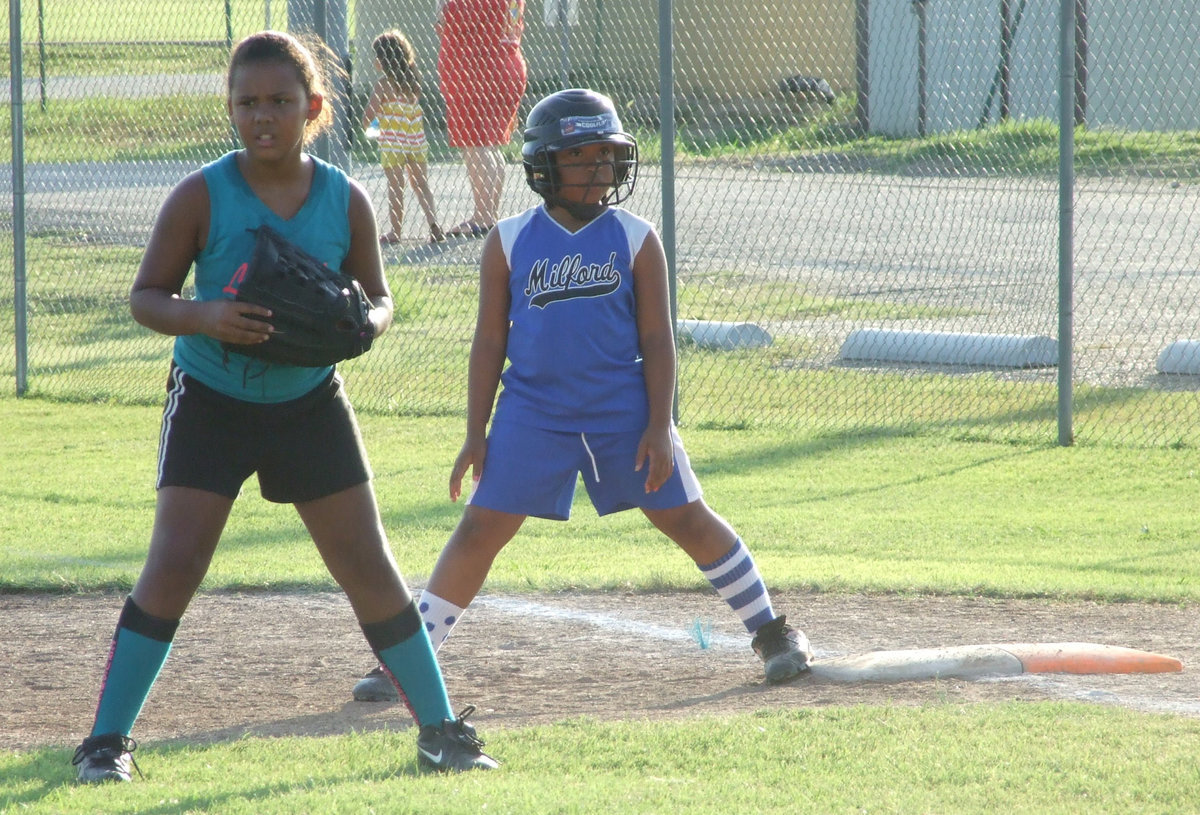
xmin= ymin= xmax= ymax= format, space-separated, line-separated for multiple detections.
xmin=579 ymin=433 xmax=601 ymax=482
xmin=156 ymin=367 xmax=186 ymax=489
xmin=669 ymin=427 xmax=704 ymax=504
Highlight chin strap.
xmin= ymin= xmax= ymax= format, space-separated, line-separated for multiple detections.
xmin=546 ymin=195 xmax=610 ymax=222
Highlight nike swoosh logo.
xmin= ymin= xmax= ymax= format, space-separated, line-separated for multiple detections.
xmin=419 ymin=746 xmax=444 ymax=764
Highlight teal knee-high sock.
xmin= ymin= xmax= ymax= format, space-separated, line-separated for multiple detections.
xmin=361 ymin=602 xmax=454 ymax=727
xmin=91 ymin=596 xmax=178 ymax=737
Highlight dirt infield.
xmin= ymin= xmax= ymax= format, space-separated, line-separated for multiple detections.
xmin=3 ymin=590 xmax=1197 ymax=752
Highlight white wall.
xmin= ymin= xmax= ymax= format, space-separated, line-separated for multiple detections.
xmin=868 ymin=0 xmax=1200 ymax=135
xmin=868 ymin=0 xmax=919 ymax=136
xmin=924 ymin=1 xmax=995 ymax=133
xmin=1089 ymin=1 xmax=1200 ymax=131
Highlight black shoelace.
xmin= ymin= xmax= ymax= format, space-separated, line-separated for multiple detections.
xmin=449 ymin=705 xmax=486 ymax=749
xmin=72 ymin=733 xmax=144 ymax=780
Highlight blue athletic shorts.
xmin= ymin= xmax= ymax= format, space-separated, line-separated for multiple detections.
xmin=156 ymin=364 xmax=372 ymax=503
xmin=469 ymin=422 xmax=704 ymax=520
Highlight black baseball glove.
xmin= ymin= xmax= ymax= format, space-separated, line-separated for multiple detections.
xmin=221 ymin=225 xmax=375 ymax=367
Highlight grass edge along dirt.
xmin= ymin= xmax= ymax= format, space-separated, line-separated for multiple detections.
xmin=1 ymin=705 xmax=1199 ymax=814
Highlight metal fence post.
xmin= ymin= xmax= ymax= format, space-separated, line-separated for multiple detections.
xmin=288 ymin=0 xmax=350 ymax=170
xmin=855 ymin=0 xmax=869 ymax=133
xmin=10 ymin=0 xmax=28 ymax=396
xmin=658 ymin=0 xmax=678 ymax=423
xmin=913 ymin=0 xmax=928 ymax=137
xmin=1057 ymin=0 xmax=1076 ymax=446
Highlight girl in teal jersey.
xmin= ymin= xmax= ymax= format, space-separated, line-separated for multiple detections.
xmin=71 ymin=31 xmax=495 ymax=783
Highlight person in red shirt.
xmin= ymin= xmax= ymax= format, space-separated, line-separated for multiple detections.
xmin=437 ymin=0 xmax=527 ymax=237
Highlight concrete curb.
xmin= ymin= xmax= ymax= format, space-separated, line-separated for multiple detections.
xmin=840 ymin=328 xmax=1058 ymax=368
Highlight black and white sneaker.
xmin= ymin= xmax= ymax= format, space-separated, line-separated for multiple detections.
xmin=416 ymin=705 xmax=499 ymax=772
xmin=352 ymin=665 xmax=400 ymax=702
xmin=751 ymin=615 xmax=814 ymax=683
xmin=72 ymin=732 xmax=141 ymax=783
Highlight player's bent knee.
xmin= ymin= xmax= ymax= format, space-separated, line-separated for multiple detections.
xmin=644 ymin=499 xmax=714 ymax=539
xmin=450 ymin=507 xmax=522 ymax=555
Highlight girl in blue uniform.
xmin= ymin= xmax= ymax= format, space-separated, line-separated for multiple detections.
xmin=72 ymin=31 xmax=494 ymax=783
xmin=354 ymin=88 xmax=813 ymax=702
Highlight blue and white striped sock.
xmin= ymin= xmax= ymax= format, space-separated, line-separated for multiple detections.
xmin=698 ymin=538 xmax=776 ymax=633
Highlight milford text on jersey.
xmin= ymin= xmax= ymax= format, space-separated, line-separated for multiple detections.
xmin=525 ymin=252 xmax=621 ymax=308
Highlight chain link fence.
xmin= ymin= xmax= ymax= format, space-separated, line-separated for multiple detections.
xmin=4 ymin=1 xmax=1200 ymax=447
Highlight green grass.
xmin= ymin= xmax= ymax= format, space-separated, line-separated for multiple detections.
xmin=6 ymin=62 xmax=1200 ymax=179
xmin=3 ymin=689 xmax=1199 ymax=812
xmin=7 ymin=0 xmax=295 ymax=47
xmin=4 ymin=233 xmax=1016 ymax=426
xmin=629 ymin=93 xmax=1200 ymax=180
xmin=11 ymin=95 xmax=237 ymax=163
xmin=676 ymin=267 xmax=973 ymax=323
xmin=7 ymin=42 xmax=231 ymax=79
xmin=0 ymin=233 xmax=479 ymax=409
xmin=0 ymin=92 xmax=426 ymax=165
xmin=10 ymin=231 xmax=1200 ymax=446
xmin=11 ymin=227 xmax=1200 ymax=444
xmin=2 ymin=706 xmax=1198 ymax=814
xmin=5 ymin=390 xmax=1200 ymax=811
xmin=4 ymin=398 xmax=1200 ymax=601
xmin=1 ymin=1 xmax=300 ymax=79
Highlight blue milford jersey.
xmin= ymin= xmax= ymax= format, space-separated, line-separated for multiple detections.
xmin=172 ymin=151 xmax=351 ymax=402
xmin=494 ymin=204 xmax=654 ymax=432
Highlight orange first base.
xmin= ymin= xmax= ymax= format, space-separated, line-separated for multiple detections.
xmin=807 ymin=642 xmax=1183 ymax=683
xmin=998 ymin=642 xmax=1183 ymax=675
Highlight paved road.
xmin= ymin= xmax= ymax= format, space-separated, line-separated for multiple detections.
xmin=2 ymin=72 xmax=224 ymax=103
xmin=8 ymin=156 xmax=1197 ymax=390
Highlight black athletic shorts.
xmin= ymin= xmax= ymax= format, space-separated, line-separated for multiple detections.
xmin=156 ymin=364 xmax=373 ymax=503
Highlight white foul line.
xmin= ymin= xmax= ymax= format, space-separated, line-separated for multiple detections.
xmin=473 ymin=595 xmax=752 ymax=651
xmin=471 ymin=594 xmax=1200 ymax=717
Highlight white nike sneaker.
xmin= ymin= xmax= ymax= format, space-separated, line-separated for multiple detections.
xmin=72 ymin=732 xmax=140 ymax=783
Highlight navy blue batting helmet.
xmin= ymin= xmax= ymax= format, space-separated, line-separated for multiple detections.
xmin=521 ymin=88 xmax=638 ymax=209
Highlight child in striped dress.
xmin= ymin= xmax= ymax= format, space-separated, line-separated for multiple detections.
xmin=363 ymin=30 xmax=444 ymax=245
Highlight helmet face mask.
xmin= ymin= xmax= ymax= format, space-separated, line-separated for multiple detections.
xmin=522 ymin=89 xmax=639 ymax=219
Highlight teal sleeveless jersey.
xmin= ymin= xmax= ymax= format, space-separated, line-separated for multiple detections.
xmin=172 ymin=151 xmax=352 ymax=402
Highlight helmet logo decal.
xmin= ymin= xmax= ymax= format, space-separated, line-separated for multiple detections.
xmin=525 ymin=252 xmax=622 ymax=308
xmin=560 ymin=113 xmax=619 ymax=136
